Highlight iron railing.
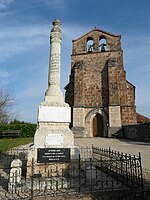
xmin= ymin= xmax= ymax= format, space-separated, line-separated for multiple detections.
xmin=0 ymin=146 xmax=144 ymax=200
xmin=92 ymin=146 xmax=143 ymax=189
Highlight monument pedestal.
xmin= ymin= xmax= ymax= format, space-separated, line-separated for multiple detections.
xmin=34 ymin=105 xmax=74 ymax=149
xmin=27 ymin=104 xmax=76 ymax=177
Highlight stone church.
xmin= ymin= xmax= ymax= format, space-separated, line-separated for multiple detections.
xmin=65 ymin=27 xmax=137 ymax=138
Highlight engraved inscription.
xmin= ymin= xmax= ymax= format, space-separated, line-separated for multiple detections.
xmin=37 ymin=148 xmax=70 ymax=163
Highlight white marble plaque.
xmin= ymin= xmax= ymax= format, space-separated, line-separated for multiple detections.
xmin=45 ymin=133 xmax=64 ymax=146
xmin=38 ymin=106 xmax=71 ymax=122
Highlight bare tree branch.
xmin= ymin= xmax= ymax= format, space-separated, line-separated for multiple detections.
xmin=0 ymin=88 xmax=16 ymax=123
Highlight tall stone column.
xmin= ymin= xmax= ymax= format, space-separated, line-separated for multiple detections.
xmin=44 ymin=19 xmax=64 ymax=106
xmin=33 ymin=19 xmax=74 ymax=149
xmin=27 ymin=19 xmax=77 ymax=177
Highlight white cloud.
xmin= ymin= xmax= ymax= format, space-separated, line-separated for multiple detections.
xmin=0 ymin=69 xmax=13 ymax=87
xmin=0 ymin=69 xmax=11 ymax=78
xmin=0 ymin=0 xmax=14 ymax=10
xmin=41 ymin=0 xmax=66 ymax=10
xmin=62 ymin=24 xmax=90 ymax=40
xmin=0 ymin=25 xmax=48 ymax=39
xmin=42 ymin=0 xmax=65 ymax=5
xmin=0 ymin=23 xmax=89 ymax=65
xmin=16 ymin=61 xmax=48 ymax=122
xmin=0 ymin=25 xmax=49 ymax=63
xmin=0 ymin=0 xmax=66 ymax=17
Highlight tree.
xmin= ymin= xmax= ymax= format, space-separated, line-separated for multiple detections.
xmin=0 ymin=88 xmax=16 ymax=123
xmin=10 ymin=119 xmax=25 ymax=124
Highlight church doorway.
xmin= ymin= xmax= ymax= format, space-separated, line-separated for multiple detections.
xmin=92 ymin=114 xmax=103 ymax=137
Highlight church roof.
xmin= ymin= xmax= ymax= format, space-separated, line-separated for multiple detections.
xmin=72 ymin=27 xmax=121 ymax=42
xmin=137 ymin=113 xmax=150 ymax=123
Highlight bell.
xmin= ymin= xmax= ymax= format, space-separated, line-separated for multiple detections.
xmin=100 ymin=43 xmax=106 ymax=52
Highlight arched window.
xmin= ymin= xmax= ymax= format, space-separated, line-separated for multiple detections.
xmin=86 ymin=37 xmax=94 ymax=52
xmin=99 ymin=36 xmax=107 ymax=52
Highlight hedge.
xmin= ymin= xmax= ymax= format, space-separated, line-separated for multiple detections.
xmin=0 ymin=123 xmax=37 ymax=137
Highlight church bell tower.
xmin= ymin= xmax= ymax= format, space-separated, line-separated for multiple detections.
xmin=65 ymin=27 xmax=137 ymax=137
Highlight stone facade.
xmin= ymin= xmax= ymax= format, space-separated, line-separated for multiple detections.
xmin=65 ymin=28 xmax=137 ymax=137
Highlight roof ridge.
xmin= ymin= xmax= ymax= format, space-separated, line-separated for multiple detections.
xmin=72 ymin=28 xmax=121 ymax=42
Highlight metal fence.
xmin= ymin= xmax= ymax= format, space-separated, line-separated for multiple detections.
xmin=0 ymin=146 xmax=144 ymax=200
xmin=92 ymin=146 xmax=143 ymax=189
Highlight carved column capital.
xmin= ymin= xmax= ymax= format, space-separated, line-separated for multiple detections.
xmin=50 ymin=19 xmax=62 ymax=44
xmin=50 ymin=32 xmax=62 ymax=44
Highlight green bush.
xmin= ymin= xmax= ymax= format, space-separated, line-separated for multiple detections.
xmin=0 ymin=122 xmax=37 ymax=137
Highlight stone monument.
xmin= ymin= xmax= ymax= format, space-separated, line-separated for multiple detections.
xmin=27 ymin=19 xmax=75 ymax=176
xmin=34 ymin=19 xmax=74 ymax=149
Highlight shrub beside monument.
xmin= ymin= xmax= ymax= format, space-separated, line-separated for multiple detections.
xmin=0 ymin=122 xmax=36 ymax=138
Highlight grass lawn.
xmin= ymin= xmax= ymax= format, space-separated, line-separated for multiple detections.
xmin=0 ymin=137 xmax=33 ymax=152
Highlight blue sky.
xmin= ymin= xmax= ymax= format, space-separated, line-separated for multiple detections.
xmin=0 ymin=0 xmax=150 ymax=123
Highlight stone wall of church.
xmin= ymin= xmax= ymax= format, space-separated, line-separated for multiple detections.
xmin=121 ymin=106 xmax=137 ymax=125
xmin=122 ymin=122 xmax=150 ymax=142
xmin=71 ymin=51 xmax=124 ymax=107
xmin=65 ymin=28 xmax=137 ymax=137
xmin=72 ymin=107 xmax=108 ymax=138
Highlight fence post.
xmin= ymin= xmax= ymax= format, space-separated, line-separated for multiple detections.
xmin=109 ymin=147 xmax=111 ymax=156
xmin=139 ymin=152 xmax=144 ymax=189
xmin=120 ymin=152 xmax=123 ymax=176
xmin=129 ymin=154 xmax=132 ymax=180
xmin=133 ymin=155 xmax=138 ymax=185
xmin=78 ymin=153 xmax=81 ymax=193
xmin=92 ymin=144 xmax=94 ymax=159
xmin=31 ymin=158 xmax=34 ymax=200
